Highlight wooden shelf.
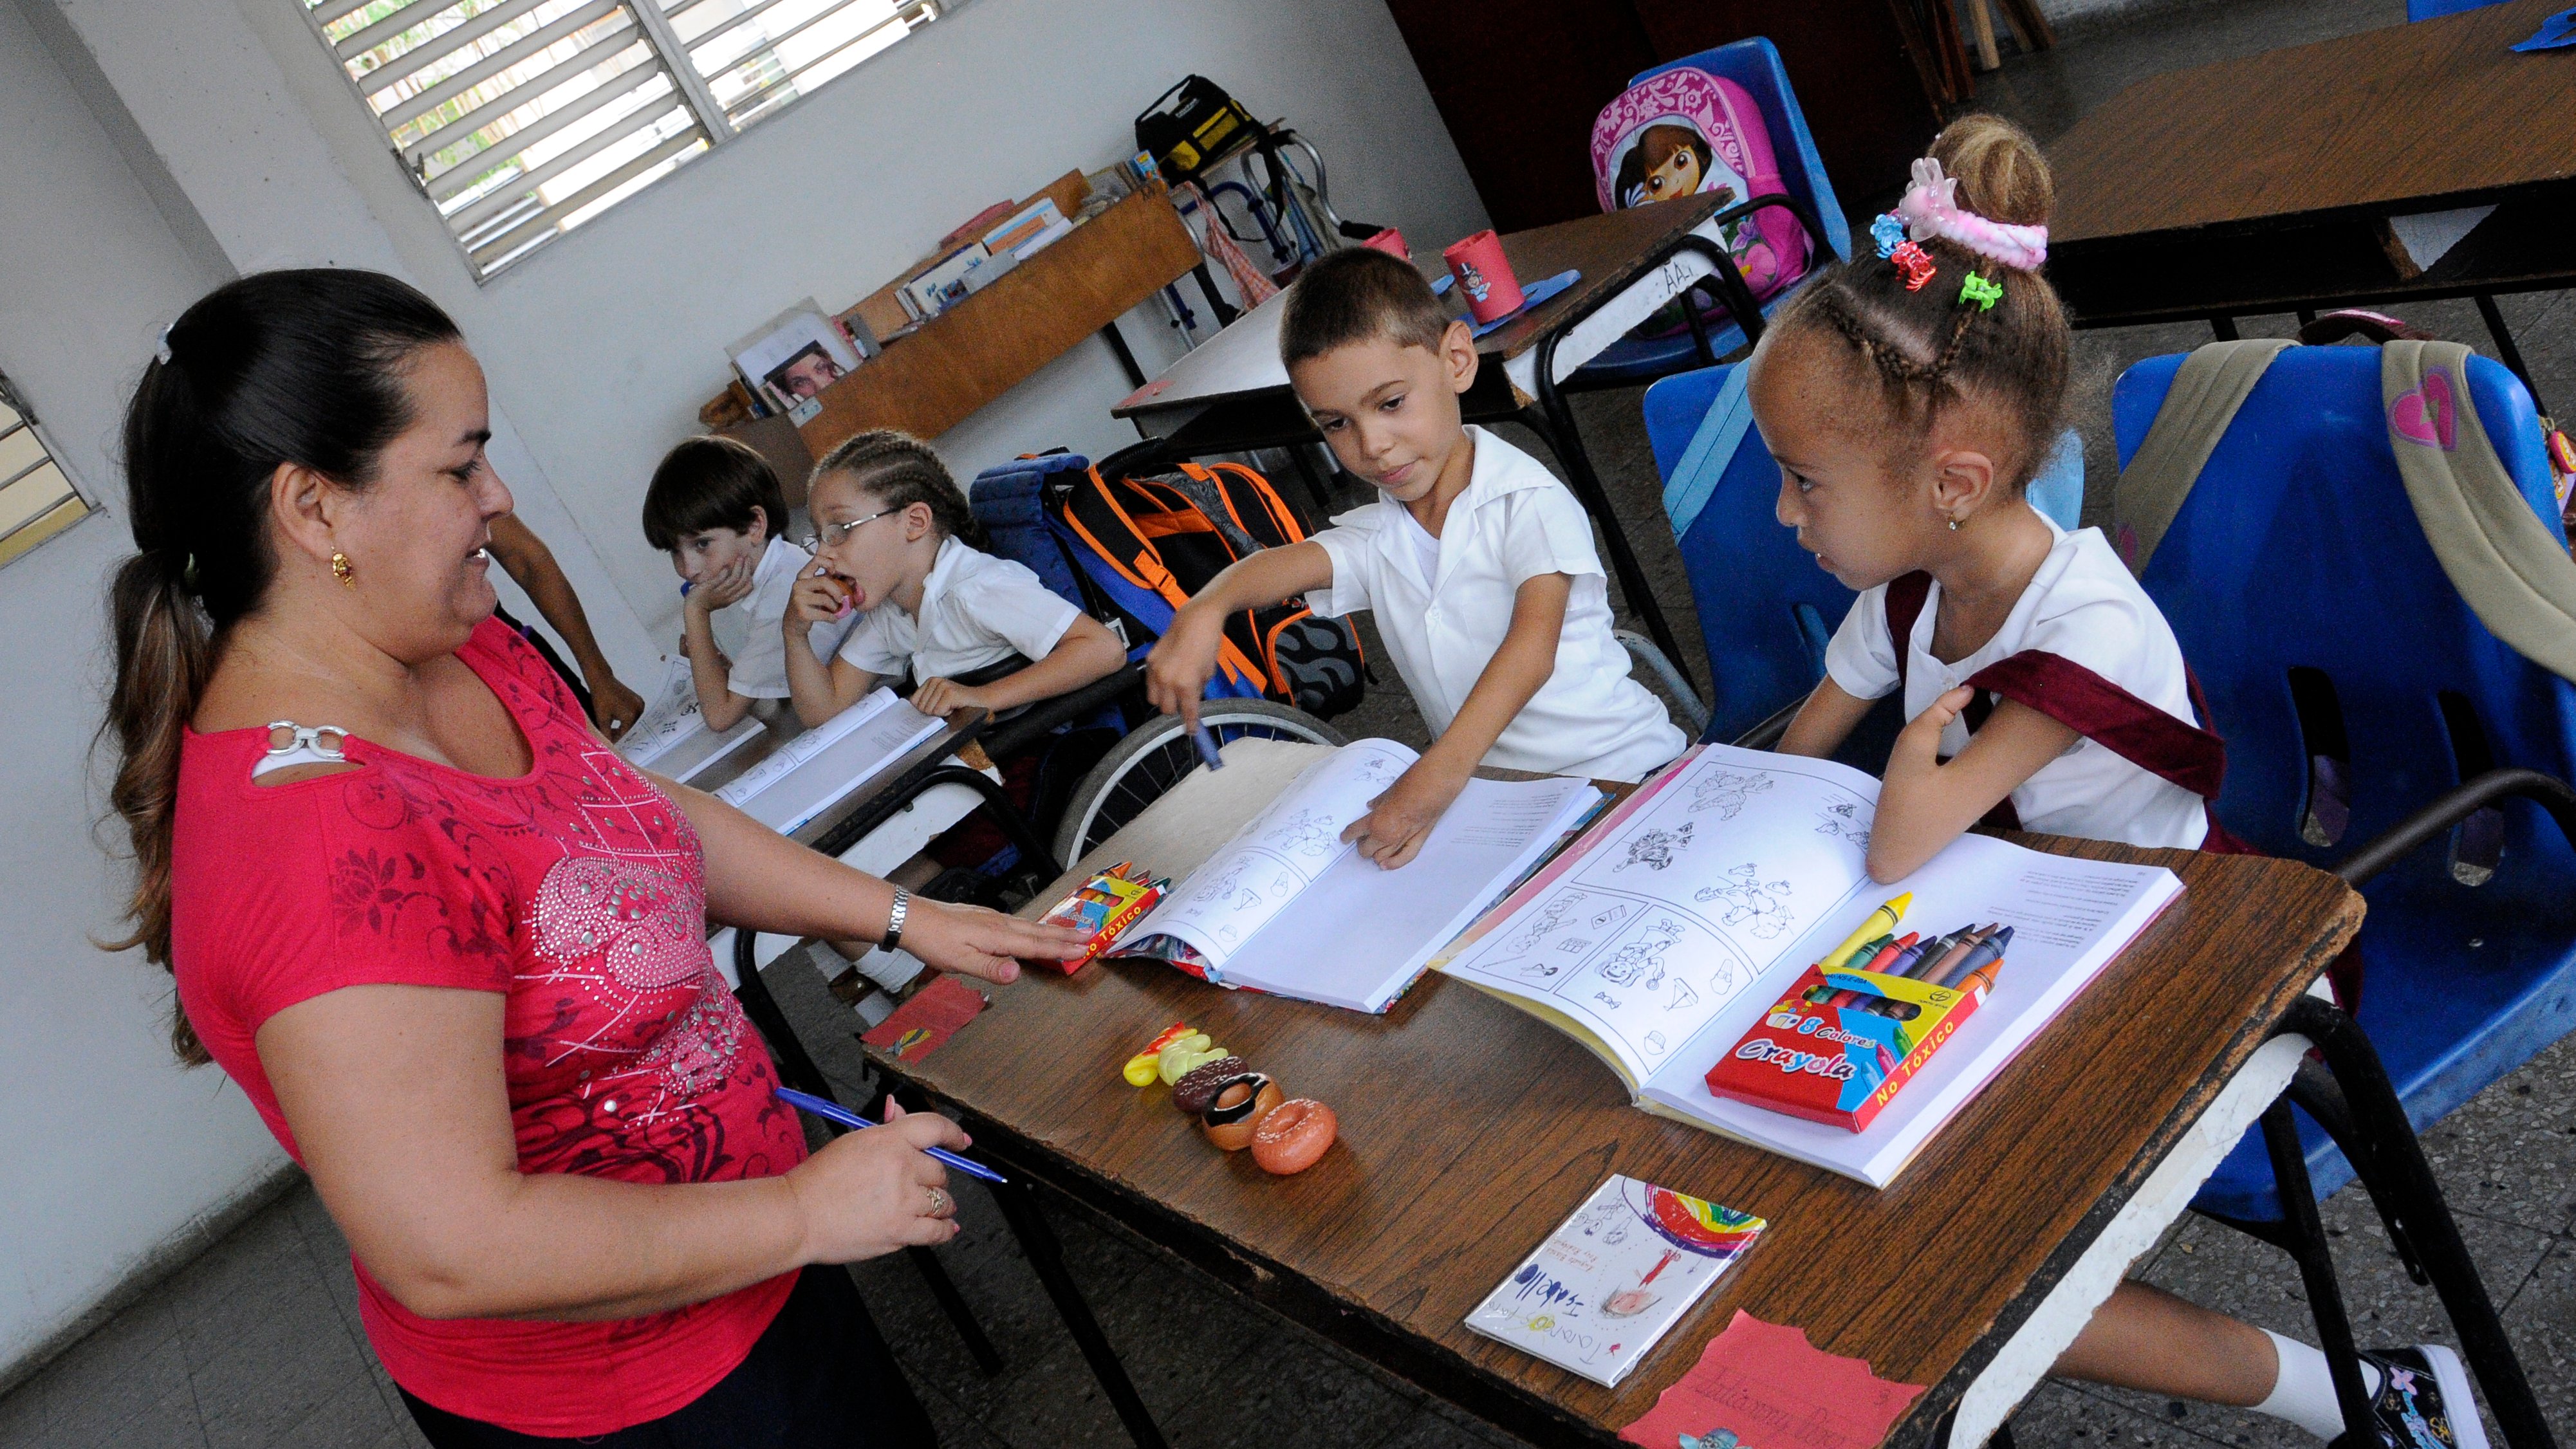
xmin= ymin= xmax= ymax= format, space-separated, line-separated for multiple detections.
xmin=790 ymin=183 xmax=1203 ymax=453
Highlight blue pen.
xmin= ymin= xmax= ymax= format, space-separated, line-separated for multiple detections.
xmin=1191 ymin=721 xmax=1225 ymax=771
xmin=774 ymin=1086 xmax=1008 ymax=1185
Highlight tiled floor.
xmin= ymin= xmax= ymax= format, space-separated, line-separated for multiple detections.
xmin=14 ymin=1 xmax=2576 ymax=1444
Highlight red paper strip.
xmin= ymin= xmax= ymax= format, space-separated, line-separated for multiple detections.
xmin=1620 ymin=1311 xmax=1923 ymax=1449
xmin=860 ymin=977 xmax=987 ymax=1062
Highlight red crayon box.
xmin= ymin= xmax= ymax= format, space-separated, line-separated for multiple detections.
xmin=1030 ymin=862 xmax=1167 ymax=974
xmin=1703 ymin=963 xmax=1988 ymax=1133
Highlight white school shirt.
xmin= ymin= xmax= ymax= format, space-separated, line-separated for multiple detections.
xmin=1822 ymin=518 xmax=2209 ymax=849
xmin=837 ymin=535 xmax=1082 ymax=684
xmin=1305 ymin=425 xmax=1686 ymax=782
xmin=724 ymin=536 xmax=860 ymax=699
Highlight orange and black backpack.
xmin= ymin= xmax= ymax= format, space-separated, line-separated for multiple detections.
xmin=966 ymin=451 xmax=1364 ymax=719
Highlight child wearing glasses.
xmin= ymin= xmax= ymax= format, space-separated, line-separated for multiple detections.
xmin=642 ymin=435 xmax=860 ymax=731
xmin=783 ymin=430 xmax=1126 ymax=727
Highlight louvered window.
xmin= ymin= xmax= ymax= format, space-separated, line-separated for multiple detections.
xmin=302 ymin=0 xmax=959 ymax=279
xmin=0 ymin=376 xmax=93 ymax=569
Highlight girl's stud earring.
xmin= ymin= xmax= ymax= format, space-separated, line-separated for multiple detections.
xmin=331 ymin=551 xmax=357 ymax=587
xmin=1947 ymin=516 xmax=1962 ymax=531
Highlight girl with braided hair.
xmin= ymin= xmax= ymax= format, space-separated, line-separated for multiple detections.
xmin=782 ymin=429 xmax=1124 ymax=726
xmin=1749 ymin=118 xmax=2488 ymax=1448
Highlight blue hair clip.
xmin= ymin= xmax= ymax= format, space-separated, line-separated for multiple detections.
xmin=1870 ymin=214 xmax=1907 ymax=259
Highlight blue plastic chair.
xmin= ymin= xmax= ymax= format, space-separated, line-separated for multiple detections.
xmin=2410 ymin=0 xmax=2509 ymax=18
xmin=1641 ymin=364 xmax=2086 ymax=744
xmin=1570 ymin=38 xmax=1850 ymax=389
xmin=2116 ymin=344 xmax=2573 ymax=1447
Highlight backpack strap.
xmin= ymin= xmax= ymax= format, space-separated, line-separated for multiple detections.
xmin=1662 ymin=365 xmax=1757 ymax=539
xmin=2382 ymin=339 xmax=2576 ymax=685
xmin=2112 ymin=338 xmax=2293 ymax=577
xmin=1963 ymin=651 xmax=2228 ymax=800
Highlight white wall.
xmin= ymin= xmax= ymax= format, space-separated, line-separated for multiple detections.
xmin=6 ymin=0 xmax=1485 ymax=1376
xmin=88 ymin=0 xmax=1490 ymax=645
xmin=0 ymin=0 xmax=291 ymax=1378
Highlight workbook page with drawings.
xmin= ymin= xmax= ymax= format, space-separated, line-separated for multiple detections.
xmin=1441 ymin=742 xmax=2185 ymax=1185
xmin=1440 ymin=746 xmax=1882 ymax=1085
xmin=1117 ymin=738 xmax=1604 ymax=1012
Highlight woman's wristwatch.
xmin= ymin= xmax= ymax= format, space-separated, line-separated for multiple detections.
xmin=882 ymin=889 xmax=911 ymax=955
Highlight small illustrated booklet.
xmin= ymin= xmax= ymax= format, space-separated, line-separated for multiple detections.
xmin=617 ymin=658 xmax=763 ymax=783
xmin=712 ymin=689 xmax=944 ymax=835
xmin=1436 ymin=743 xmax=2183 ymax=1187
xmin=1466 ymin=1174 xmax=1767 ymax=1387
xmin=1112 ymin=739 xmax=1603 ymax=1013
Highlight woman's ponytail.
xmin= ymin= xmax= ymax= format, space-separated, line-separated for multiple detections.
xmin=100 ymin=551 xmax=217 ymax=1063
xmin=94 ymin=270 xmax=459 ymax=1063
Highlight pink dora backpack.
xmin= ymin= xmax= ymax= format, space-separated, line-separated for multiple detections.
xmin=1590 ymin=66 xmax=1812 ymax=304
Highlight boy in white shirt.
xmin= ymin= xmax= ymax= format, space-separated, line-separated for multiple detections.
xmin=640 ymin=436 xmax=858 ymax=730
xmin=1147 ymin=248 xmax=1685 ymax=867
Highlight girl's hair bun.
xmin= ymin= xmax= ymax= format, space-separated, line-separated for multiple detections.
xmin=1930 ymin=114 xmax=2053 ymax=231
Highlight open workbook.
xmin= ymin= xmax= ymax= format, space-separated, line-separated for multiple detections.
xmin=1435 ymin=743 xmax=2185 ymax=1187
xmin=617 ymin=658 xmax=764 ymax=784
xmin=1113 ymin=739 xmax=1604 ymax=1013
xmin=710 ymin=688 xmax=945 ymax=835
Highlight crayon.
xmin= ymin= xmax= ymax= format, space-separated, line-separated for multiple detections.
xmin=1934 ymin=925 xmax=2013 ymax=989
xmin=1884 ymin=934 xmax=1941 ymax=978
xmin=1920 ymin=924 xmax=1991 ymax=984
xmin=1819 ymin=894 xmax=1911 ymax=971
xmin=1191 ymin=722 xmax=1225 ymax=771
xmin=1860 ymin=932 xmax=1920 ymax=974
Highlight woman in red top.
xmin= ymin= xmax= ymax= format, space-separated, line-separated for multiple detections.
xmin=98 ymin=270 xmax=1087 ymax=1446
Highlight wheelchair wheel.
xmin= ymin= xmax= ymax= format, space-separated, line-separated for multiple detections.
xmin=1052 ymin=699 xmax=1346 ymax=867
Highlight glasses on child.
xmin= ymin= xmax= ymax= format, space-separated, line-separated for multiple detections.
xmin=802 ymin=508 xmax=896 ymax=551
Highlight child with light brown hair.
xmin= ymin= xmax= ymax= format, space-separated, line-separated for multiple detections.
xmin=1750 ymin=115 xmax=2484 ymax=1448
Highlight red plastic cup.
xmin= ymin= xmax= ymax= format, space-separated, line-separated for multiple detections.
xmin=1361 ymin=227 xmax=1407 ymax=259
xmin=1442 ymin=230 xmax=1524 ymax=324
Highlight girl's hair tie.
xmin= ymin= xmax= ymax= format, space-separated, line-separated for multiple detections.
xmin=1892 ymin=157 xmax=2049 ymax=271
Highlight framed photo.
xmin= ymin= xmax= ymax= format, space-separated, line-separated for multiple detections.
xmin=728 ymin=300 xmax=862 ymax=418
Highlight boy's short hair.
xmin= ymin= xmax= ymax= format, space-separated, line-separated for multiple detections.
xmin=642 ymin=435 xmax=790 ymax=552
xmin=1278 ymin=247 xmax=1456 ymax=369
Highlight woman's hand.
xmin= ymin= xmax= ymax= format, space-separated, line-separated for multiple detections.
xmin=899 ymin=896 xmax=1090 ymax=984
xmin=909 ymin=676 xmax=991 ymax=718
xmin=1342 ymin=756 xmax=1470 ymax=869
xmin=686 ymin=555 xmax=760 ymax=618
xmin=784 ymin=1100 xmax=964 ymax=1262
xmin=785 ymin=569 xmax=852 ymax=637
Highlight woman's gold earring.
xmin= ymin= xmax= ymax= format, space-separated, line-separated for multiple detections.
xmin=331 ymin=551 xmax=357 ymax=587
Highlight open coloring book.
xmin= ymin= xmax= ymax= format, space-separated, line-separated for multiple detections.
xmin=1436 ymin=743 xmax=2184 ymax=1186
xmin=617 ymin=658 xmax=763 ymax=783
xmin=1114 ymin=739 xmax=1604 ymax=1013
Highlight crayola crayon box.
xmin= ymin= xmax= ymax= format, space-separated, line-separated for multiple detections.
xmin=1032 ymin=862 xmax=1167 ymax=974
xmin=1702 ymin=963 xmax=1989 ymax=1132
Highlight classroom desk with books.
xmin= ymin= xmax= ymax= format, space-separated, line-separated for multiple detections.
xmin=866 ymin=741 xmax=2364 ymax=1448
xmin=2044 ymin=0 xmax=2576 ymax=389
xmin=1109 ymin=191 xmax=1765 ymax=687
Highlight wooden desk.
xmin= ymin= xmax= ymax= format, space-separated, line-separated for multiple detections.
xmin=1111 ymin=192 xmax=1754 ymax=688
xmin=2046 ymin=0 xmax=2576 ymax=350
xmin=788 ymin=184 xmax=1211 ymax=453
xmin=867 ymin=741 xmax=2363 ymax=1447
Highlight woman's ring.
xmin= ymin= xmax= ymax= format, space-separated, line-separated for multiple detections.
xmin=925 ymin=1186 xmax=951 ymax=1217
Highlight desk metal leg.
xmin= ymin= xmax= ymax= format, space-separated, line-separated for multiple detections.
xmin=2281 ymin=996 xmax=2558 ymax=1449
xmin=1192 ymin=261 xmax=1239 ymax=329
xmin=1102 ymin=321 xmax=1149 ymax=389
xmin=2252 ymin=1098 xmax=2380 ymax=1445
xmin=987 ymin=1175 xmax=1174 ymax=1449
xmin=2474 ymin=293 xmax=2548 ymax=414
xmin=1513 ymin=399 xmax=1697 ymax=698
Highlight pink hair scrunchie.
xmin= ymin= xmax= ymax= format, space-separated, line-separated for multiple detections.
xmin=1893 ymin=158 xmax=2049 ymax=272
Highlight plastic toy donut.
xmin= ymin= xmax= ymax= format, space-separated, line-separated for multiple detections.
xmin=1172 ymin=1056 xmax=1249 ymax=1115
xmin=1199 ymin=1073 xmax=1283 ymax=1150
xmin=1250 ymin=1098 xmax=1337 ymax=1175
